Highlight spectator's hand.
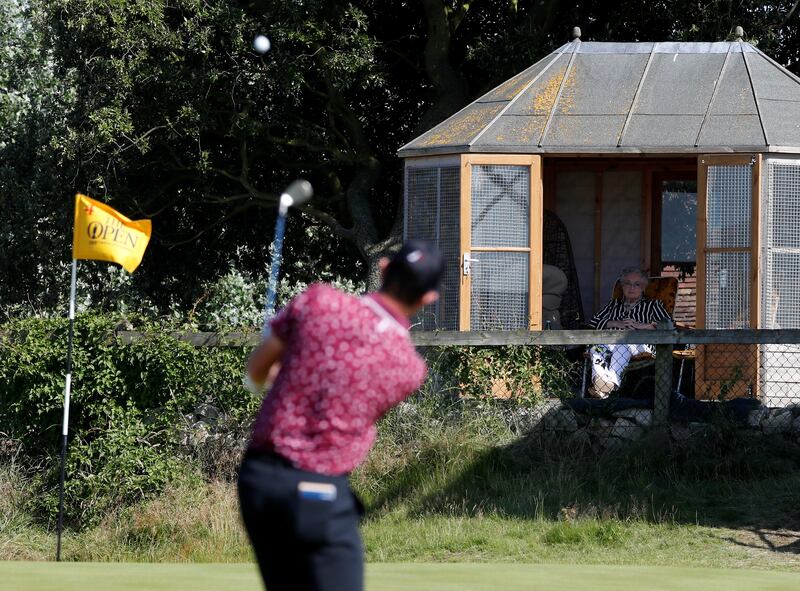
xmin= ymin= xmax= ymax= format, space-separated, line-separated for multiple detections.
xmin=629 ymin=321 xmax=656 ymax=330
xmin=606 ymin=320 xmax=630 ymax=329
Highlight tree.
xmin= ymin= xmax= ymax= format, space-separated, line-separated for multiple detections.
xmin=0 ymin=0 xmax=75 ymax=316
xmin=4 ymin=0 xmax=798 ymax=314
xmin=29 ymin=1 xmax=548 ymax=303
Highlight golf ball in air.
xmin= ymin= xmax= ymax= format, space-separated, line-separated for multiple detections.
xmin=253 ymin=35 xmax=271 ymax=54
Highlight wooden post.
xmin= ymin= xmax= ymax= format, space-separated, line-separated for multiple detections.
xmin=530 ymin=156 xmax=543 ymax=330
xmin=459 ymin=155 xmax=472 ymax=330
xmin=654 ymin=319 xmax=674 ymax=426
xmin=641 ymin=167 xmax=653 ymax=271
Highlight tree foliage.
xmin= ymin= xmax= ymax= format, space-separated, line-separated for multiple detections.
xmin=0 ymin=0 xmax=75 ymax=315
xmin=1 ymin=0 xmax=798 ymax=314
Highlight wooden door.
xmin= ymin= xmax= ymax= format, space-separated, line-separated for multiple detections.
xmin=695 ymin=154 xmax=761 ymax=399
xmin=459 ymin=154 xmax=543 ymax=331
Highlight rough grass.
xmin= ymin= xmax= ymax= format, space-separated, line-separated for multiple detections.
xmin=0 ymin=459 xmax=53 ymax=560
xmin=2 ymin=393 xmax=800 ymax=569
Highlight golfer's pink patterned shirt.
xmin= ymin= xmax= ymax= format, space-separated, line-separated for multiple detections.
xmin=248 ymin=284 xmax=427 ymax=475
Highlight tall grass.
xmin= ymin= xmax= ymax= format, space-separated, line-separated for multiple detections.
xmin=3 ymin=390 xmax=800 ymax=568
xmin=357 ymin=391 xmax=800 ymax=526
xmin=60 ymin=480 xmax=250 ymax=562
xmin=0 ymin=459 xmax=52 ymax=559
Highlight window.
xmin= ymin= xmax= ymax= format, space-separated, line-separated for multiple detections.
xmin=661 ymin=180 xmax=697 ymax=266
xmin=651 ymin=173 xmax=697 ymax=326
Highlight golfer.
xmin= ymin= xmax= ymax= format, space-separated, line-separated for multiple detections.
xmin=238 ymin=240 xmax=443 ymax=591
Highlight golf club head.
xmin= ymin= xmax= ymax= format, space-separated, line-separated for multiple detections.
xmin=282 ymin=179 xmax=314 ymax=208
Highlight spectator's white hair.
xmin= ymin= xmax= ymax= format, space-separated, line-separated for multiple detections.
xmin=618 ymin=267 xmax=648 ymax=284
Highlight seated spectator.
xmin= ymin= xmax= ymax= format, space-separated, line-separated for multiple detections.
xmin=587 ymin=267 xmax=671 ymax=398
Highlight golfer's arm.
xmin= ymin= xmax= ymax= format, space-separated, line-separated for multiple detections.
xmin=247 ymin=334 xmax=286 ymax=385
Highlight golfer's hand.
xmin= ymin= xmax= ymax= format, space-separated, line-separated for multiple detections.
xmin=247 ymin=334 xmax=286 ymax=386
xmin=266 ymin=362 xmax=281 ymax=385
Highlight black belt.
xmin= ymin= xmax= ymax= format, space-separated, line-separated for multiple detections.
xmin=244 ymin=447 xmax=295 ymax=468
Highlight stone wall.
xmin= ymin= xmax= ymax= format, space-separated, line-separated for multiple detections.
xmin=506 ymin=399 xmax=800 ymax=453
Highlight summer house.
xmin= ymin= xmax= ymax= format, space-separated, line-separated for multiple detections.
xmin=399 ymin=29 xmax=800 ymax=404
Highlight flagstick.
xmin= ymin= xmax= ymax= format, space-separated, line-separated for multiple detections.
xmin=56 ymin=259 xmax=77 ymax=562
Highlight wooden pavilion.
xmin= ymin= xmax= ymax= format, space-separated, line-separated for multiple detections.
xmin=398 ymin=29 xmax=800 ymax=404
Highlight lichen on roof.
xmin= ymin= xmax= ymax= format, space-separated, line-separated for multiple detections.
xmin=488 ymin=73 xmax=534 ymax=102
xmin=399 ymin=40 xmax=800 ymax=155
xmin=532 ymin=67 xmax=569 ymax=115
xmin=420 ymin=103 xmax=505 ymax=147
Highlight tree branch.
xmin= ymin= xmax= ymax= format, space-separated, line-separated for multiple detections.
xmin=782 ymin=0 xmax=800 ymax=28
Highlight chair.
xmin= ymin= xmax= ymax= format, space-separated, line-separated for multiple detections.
xmin=581 ymin=276 xmax=678 ymax=398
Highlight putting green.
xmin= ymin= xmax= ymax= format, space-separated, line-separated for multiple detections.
xmin=2 ymin=562 xmax=799 ymax=590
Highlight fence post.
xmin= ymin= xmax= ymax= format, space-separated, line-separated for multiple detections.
xmin=653 ymin=320 xmax=674 ymax=426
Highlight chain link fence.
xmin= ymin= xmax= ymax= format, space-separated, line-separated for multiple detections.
xmin=112 ymin=328 xmax=800 ymax=452
xmin=413 ymin=328 xmax=800 ymax=451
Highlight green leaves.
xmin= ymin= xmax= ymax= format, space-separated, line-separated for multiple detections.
xmin=0 ymin=312 xmax=251 ymax=528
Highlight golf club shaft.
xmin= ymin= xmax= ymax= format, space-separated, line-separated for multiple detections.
xmin=261 ymin=179 xmax=312 ymax=335
xmin=262 ymin=211 xmax=287 ymax=333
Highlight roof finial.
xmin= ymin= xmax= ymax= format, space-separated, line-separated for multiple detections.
xmin=735 ymin=26 xmax=744 ymax=41
xmin=572 ymin=26 xmax=582 ymax=41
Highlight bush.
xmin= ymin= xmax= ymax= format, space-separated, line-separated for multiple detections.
xmin=0 ymin=313 xmax=254 ymax=528
xmin=191 ymin=265 xmax=366 ymax=331
xmin=430 ymin=345 xmax=579 ymax=401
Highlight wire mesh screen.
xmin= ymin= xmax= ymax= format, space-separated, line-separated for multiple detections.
xmin=418 ymin=332 xmax=800 ymax=449
xmin=470 ymin=251 xmax=529 ymax=330
xmin=405 ymin=166 xmax=460 ymax=330
xmin=471 ymin=165 xmax=529 ymax=248
xmin=406 ymin=168 xmax=438 ymax=242
xmin=765 ymin=162 xmax=800 ymax=251
xmin=705 ymin=252 xmax=750 ymax=328
xmin=763 ymin=251 xmax=800 ymax=329
xmin=763 ymin=161 xmax=800 ymax=329
xmin=439 ymin=168 xmax=461 ymax=331
xmin=703 ymin=163 xmax=752 ymax=330
xmin=761 ymin=160 xmax=800 ymax=407
xmin=706 ymin=165 xmax=751 ymax=249
xmin=760 ymin=344 xmax=800 ymax=407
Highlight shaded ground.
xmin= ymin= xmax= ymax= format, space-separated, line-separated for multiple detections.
xmin=729 ymin=520 xmax=800 ymax=558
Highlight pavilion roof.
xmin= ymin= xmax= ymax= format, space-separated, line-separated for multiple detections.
xmin=398 ymin=41 xmax=800 ymax=157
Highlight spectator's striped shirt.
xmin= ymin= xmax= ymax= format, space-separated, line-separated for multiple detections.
xmin=588 ymin=297 xmax=671 ymax=329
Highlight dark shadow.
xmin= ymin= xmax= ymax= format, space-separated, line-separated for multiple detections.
xmin=366 ymin=404 xmax=800 ymax=556
xmin=724 ymin=526 xmax=800 ymax=554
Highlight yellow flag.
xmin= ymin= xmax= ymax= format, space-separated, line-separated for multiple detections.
xmin=72 ymin=194 xmax=152 ymax=273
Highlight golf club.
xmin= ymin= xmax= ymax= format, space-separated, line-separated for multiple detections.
xmin=262 ymin=179 xmax=313 ymax=334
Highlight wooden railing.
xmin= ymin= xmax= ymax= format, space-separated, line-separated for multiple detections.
xmin=108 ymin=328 xmax=800 ymax=426
xmin=113 ymin=328 xmax=800 ymax=347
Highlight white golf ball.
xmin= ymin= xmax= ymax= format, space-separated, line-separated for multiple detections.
xmin=253 ymin=35 xmax=271 ymax=54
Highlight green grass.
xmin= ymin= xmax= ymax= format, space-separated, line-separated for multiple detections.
xmin=5 ymin=452 xmax=799 ymax=570
xmin=3 ymin=393 xmax=800 ymax=570
xmin=2 ymin=562 xmax=800 ymax=591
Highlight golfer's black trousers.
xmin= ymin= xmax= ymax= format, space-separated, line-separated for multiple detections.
xmin=238 ymin=450 xmax=364 ymax=591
